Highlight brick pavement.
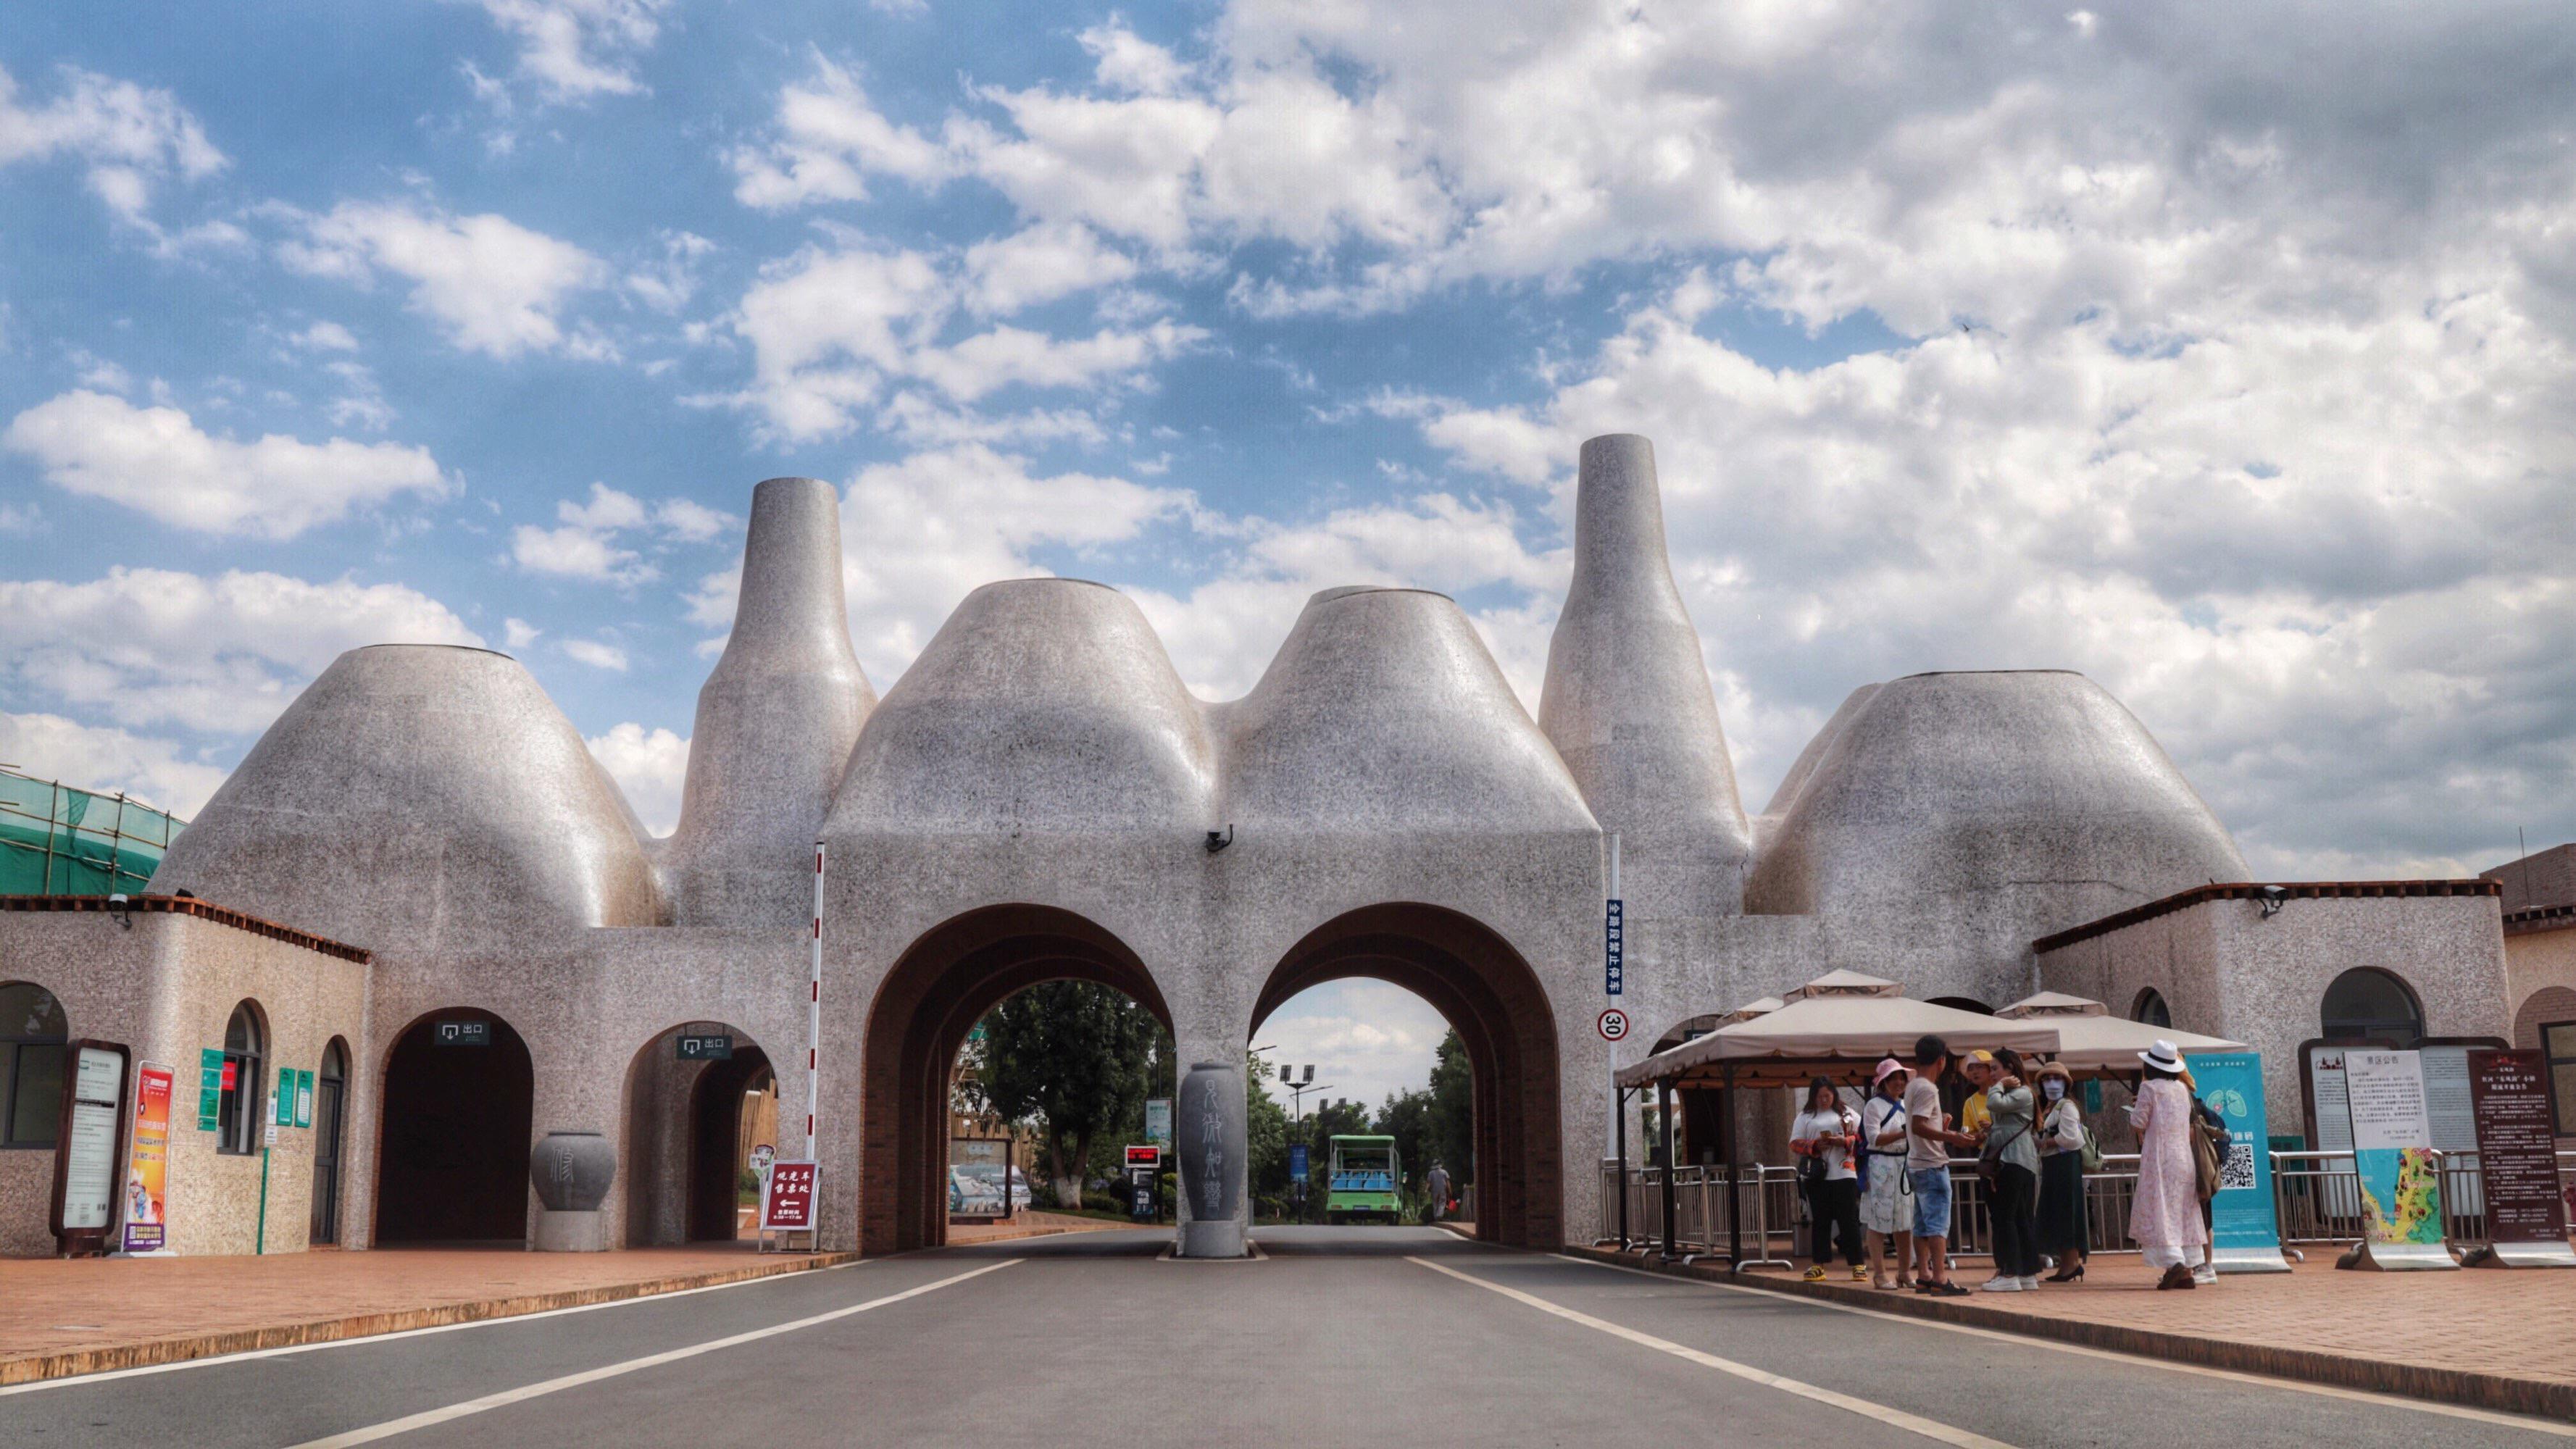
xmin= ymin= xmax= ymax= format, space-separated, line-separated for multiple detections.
xmin=0 ymin=1243 xmax=854 ymax=1385
xmin=1567 ymin=1241 xmax=2576 ymax=1420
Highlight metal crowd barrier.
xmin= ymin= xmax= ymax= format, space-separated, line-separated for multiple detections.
xmin=1599 ymin=1148 xmax=2559 ymax=1264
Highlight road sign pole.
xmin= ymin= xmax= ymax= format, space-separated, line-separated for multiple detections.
xmin=1605 ymin=833 xmax=1621 ymax=1178
xmin=807 ymin=841 xmax=824 ymax=1163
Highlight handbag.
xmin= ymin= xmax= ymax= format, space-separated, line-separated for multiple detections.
xmin=2190 ymin=1116 xmax=2223 ymax=1201
xmin=1974 ymin=1118 xmax=2025 ymax=1188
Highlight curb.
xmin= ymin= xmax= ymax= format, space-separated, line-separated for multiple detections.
xmin=0 ymin=1250 xmax=865 ymax=1388
xmin=1559 ymin=1246 xmax=2576 ymax=1424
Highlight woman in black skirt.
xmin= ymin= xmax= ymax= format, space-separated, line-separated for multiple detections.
xmin=2033 ymin=1061 xmax=2089 ymax=1281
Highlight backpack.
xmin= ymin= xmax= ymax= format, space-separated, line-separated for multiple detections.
xmin=2077 ymin=1121 xmax=2103 ymax=1174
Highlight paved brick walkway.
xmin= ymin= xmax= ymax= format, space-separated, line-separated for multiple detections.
xmin=0 ymin=1243 xmax=848 ymax=1382
xmin=1571 ymin=1238 xmax=2576 ymax=1419
xmin=1741 ymin=1253 xmax=2576 ymax=1390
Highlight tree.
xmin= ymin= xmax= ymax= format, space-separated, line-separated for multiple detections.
xmin=975 ymin=982 xmax=1165 ymax=1208
xmin=1246 ymin=1051 xmax=1290 ymax=1214
xmin=1375 ymin=1087 xmax=1434 ymax=1211
xmin=1425 ymin=1028 xmax=1475 ymax=1179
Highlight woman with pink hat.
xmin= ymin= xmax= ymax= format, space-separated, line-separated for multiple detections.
xmin=1858 ymin=1057 xmax=1914 ymax=1290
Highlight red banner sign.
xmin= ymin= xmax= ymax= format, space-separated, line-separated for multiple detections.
xmin=759 ymin=1160 xmax=817 ymax=1232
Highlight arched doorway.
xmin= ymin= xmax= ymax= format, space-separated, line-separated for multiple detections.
xmin=309 ymin=1039 xmax=349 ymax=1245
xmin=376 ymin=1009 xmax=533 ymax=1243
xmin=621 ymin=1024 xmax=776 ymax=1246
xmin=1251 ymin=904 xmax=1562 ymax=1250
xmin=861 ymin=905 xmax=1174 ymax=1254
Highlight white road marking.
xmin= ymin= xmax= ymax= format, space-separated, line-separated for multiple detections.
xmin=278 ymin=1259 xmax=1021 ymax=1448
xmin=1547 ymin=1253 xmax=2576 ymax=1440
xmin=1406 ymin=1255 xmax=2012 ymax=1448
xmin=0 ymin=1258 xmax=872 ymax=1398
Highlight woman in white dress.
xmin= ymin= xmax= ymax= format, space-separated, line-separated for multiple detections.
xmin=2127 ymin=1039 xmax=2209 ymax=1290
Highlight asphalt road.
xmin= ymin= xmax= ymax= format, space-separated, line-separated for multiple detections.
xmin=4 ymin=1227 xmax=2567 ymax=1448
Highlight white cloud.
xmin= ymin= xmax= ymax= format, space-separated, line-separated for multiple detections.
xmin=291 ymin=320 xmax=359 ymax=351
xmin=0 ymin=711 xmax=230 ymax=820
xmin=0 ymin=568 xmax=480 ymax=735
xmin=728 ymin=55 xmax=950 ymax=212
xmin=4 ymin=390 xmax=451 ymax=538
xmin=625 ymin=230 xmax=715 ymax=314
xmin=1078 ymin=22 xmax=1191 ymax=98
xmin=280 ymin=200 xmax=604 ymax=359
xmin=717 ymin=240 xmax=1200 ymax=439
xmin=962 ymin=222 xmax=1138 ymax=315
xmin=503 ymin=617 xmax=543 ymax=651
xmin=1257 ymin=980 xmax=1451 ymax=1111
xmin=470 ymin=0 xmax=670 ymax=105
xmin=512 ymin=481 xmax=735 ymax=585
xmin=584 ymin=721 xmax=688 ymax=834
xmin=561 ymin=638 xmax=628 ymax=670
xmin=0 ymin=64 xmax=225 ymax=228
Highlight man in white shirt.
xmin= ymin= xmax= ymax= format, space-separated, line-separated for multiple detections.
xmin=1906 ymin=1034 xmax=1980 ymax=1296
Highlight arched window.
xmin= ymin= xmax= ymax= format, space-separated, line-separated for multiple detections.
xmin=2 ymin=982 xmax=69 ymax=1149
xmin=2133 ymin=990 xmax=2172 ymax=1030
xmin=218 ymin=1001 xmax=267 ymax=1156
xmin=2321 ymin=968 xmax=2422 ymax=1050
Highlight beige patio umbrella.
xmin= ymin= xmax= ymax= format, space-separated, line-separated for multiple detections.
xmin=1994 ymin=992 xmax=2244 ymax=1074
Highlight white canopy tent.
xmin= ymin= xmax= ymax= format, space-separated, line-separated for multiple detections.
xmin=1993 ymin=991 xmax=2244 ymax=1074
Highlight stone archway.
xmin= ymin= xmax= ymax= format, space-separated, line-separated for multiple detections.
xmin=622 ymin=1023 xmax=777 ymax=1246
xmin=860 ymin=905 xmax=1173 ymax=1255
xmin=376 ymin=1008 xmax=533 ymax=1243
xmin=1251 ymin=903 xmax=1563 ymax=1249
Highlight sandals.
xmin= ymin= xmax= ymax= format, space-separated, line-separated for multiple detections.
xmin=2156 ymin=1264 xmax=2197 ymax=1290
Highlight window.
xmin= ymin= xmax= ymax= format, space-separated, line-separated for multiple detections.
xmin=2133 ymin=990 xmax=2172 ymax=1030
xmin=2545 ymin=1022 xmax=2576 ymax=1138
xmin=2 ymin=982 xmax=68 ymax=1149
xmin=2320 ymin=968 xmax=2422 ymax=1049
xmin=218 ymin=1001 xmax=267 ymax=1156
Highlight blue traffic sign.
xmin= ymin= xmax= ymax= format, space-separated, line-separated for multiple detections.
xmin=1604 ymin=898 xmax=1624 ymax=996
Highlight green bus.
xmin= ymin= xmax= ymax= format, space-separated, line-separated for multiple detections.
xmin=1325 ymin=1135 xmax=1402 ymax=1224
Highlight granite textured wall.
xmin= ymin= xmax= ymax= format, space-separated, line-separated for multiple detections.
xmin=0 ymin=909 xmax=369 ymax=1257
xmin=2041 ymin=890 xmax=2511 ymax=1124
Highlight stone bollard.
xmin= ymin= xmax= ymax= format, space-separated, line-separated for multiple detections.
xmin=530 ymin=1130 xmax=616 ymax=1251
xmin=1177 ymin=1061 xmax=1246 ymax=1258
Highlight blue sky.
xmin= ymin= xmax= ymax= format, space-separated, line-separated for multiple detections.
xmin=5 ymin=1 xmax=2574 ymax=1105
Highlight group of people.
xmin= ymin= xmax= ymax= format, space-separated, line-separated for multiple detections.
xmin=1790 ymin=1034 xmax=2220 ymax=1293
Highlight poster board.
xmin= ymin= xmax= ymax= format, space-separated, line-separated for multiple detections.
xmin=2464 ymin=1049 xmax=2576 ymax=1267
xmin=49 ymin=1040 xmax=133 ymax=1256
xmin=121 ymin=1062 xmax=174 ymax=1254
xmin=2341 ymin=1050 xmax=2456 ymax=1270
xmin=757 ymin=1159 xmax=817 ymax=1249
xmin=2188 ymin=1051 xmax=2290 ymax=1272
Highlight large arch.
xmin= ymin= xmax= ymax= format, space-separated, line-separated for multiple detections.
xmin=1251 ymin=903 xmax=1562 ymax=1250
xmin=860 ymin=905 xmax=1173 ymax=1255
xmin=375 ymin=1008 xmax=533 ymax=1243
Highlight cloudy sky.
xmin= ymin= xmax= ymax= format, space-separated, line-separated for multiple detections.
xmin=5 ymin=2 xmax=2573 ymax=1098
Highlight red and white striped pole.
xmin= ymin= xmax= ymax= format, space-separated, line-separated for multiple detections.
xmin=806 ymin=840 xmax=825 ymax=1156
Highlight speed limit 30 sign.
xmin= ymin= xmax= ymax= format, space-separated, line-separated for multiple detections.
xmin=1596 ymin=1008 xmax=1629 ymax=1042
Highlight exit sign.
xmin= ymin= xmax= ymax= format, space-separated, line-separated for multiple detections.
xmin=678 ymin=1033 xmax=733 ymax=1061
xmin=434 ymin=1020 xmax=491 ymax=1048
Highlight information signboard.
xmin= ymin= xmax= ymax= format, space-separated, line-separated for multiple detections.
xmin=196 ymin=1047 xmax=224 ymax=1132
xmin=1144 ymin=1098 xmax=1172 ymax=1146
xmin=122 ymin=1062 xmax=173 ymax=1254
xmin=2187 ymin=1051 xmax=2289 ymax=1272
xmin=2343 ymin=1050 xmax=2456 ymax=1269
xmin=51 ymin=1040 xmax=132 ymax=1254
xmin=678 ymin=1032 xmax=733 ymax=1061
xmin=1288 ymin=1142 xmax=1309 ymax=1184
xmin=433 ymin=1020 xmax=491 ymax=1048
xmin=951 ymin=1138 xmax=1012 ymax=1218
xmin=759 ymin=1160 xmax=817 ymax=1232
xmin=2466 ymin=1049 xmax=2576 ymax=1267
xmin=276 ymin=1065 xmax=296 ymax=1127
xmin=294 ymin=1069 xmax=314 ymax=1129
xmin=1604 ymin=898 xmax=1625 ymax=997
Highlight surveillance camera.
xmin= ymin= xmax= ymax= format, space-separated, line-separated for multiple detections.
xmin=2256 ymin=884 xmax=2288 ymax=919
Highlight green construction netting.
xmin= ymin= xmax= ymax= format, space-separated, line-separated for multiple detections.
xmin=0 ymin=771 xmax=184 ymax=896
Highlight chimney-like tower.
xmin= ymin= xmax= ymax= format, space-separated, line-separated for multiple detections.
xmin=664 ymin=477 xmax=875 ymax=927
xmin=1538 ymin=434 xmax=1751 ymax=919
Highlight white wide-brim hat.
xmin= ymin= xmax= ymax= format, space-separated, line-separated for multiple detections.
xmin=2138 ymin=1040 xmax=2184 ymax=1073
